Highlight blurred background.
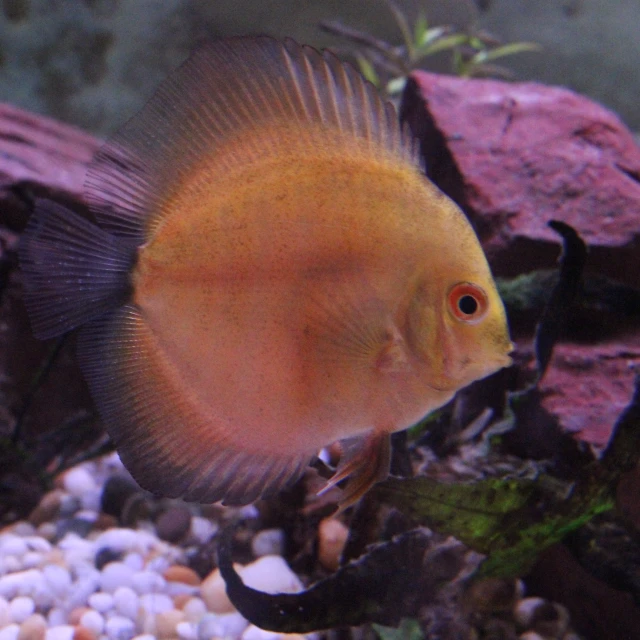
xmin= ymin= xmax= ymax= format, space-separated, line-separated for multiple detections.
xmin=0 ymin=0 xmax=638 ymax=136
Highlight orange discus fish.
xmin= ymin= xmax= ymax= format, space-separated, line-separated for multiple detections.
xmin=20 ymin=37 xmax=512 ymax=509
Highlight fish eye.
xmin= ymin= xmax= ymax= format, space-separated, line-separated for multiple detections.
xmin=448 ymin=283 xmax=489 ymax=324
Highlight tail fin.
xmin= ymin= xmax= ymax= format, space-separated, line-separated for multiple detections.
xmin=19 ymin=199 xmax=136 ymax=340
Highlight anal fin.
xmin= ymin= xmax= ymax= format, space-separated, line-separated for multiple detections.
xmin=318 ymin=431 xmax=391 ymax=512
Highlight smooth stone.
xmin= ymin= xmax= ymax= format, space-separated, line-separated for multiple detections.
xmin=155 ymin=506 xmax=192 ymax=544
xmin=9 ymin=596 xmax=35 ymax=624
xmin=0 ymin=596 xmax=12 ymax=626
xmin=317 ymin=518 xmax=349 ymax=572
xmin=200 ymin=568 xmax=237 ymax=614
xmin=0 ymin=570 xmax=44 ymax=600
xmin=47 ymin=609 xmax=67 ymax=627
xmin=87 ymin=592 xmax=113 ymax=614
xmin=241 ymin=555 xmax=303 ymax=594
xmin=17 ymin=614 xmax=47 ymax=640
xmin=163 ymin=565 xmax=201 ymax=586
xmin=44 ymin=627 xmax=74 ymax=640
xmin=131 ymin=571 xmax=166 ymax=595
xmin=104 ymin=615 xmax=135 ymax=640
xmin=181 ymin=597 xmax=207 ymax=623
xmin=113 ymin=586 xmax=139 ymax=620
xmin=63 ymin=468 xmax=98 ymax=499
xmin=251 ymin=529 xmax=285 ymax=558
xmin=514 ymin=597 xmax=546 ymax=628
xmin=0 ymin=625 xmax=19 ymax=640
xmin=138 ymin=593 xmax=173 ymax=615
xmin=21 ymin=553 xmax=44 ymax=569
xmin=189 ymin=517 xmax=217 ymax=545
xmin=71 ymin=626 xmax=97 ymax=640
xmin=122 ymin=553 xmax=144 ymax=572
xmin=99 ymin=562 xmax=135 ymax=593
xmin=0 ymin=535 xmax=28 ymax=557
xmin=154 ymin=609 xmax=185 ymax=638
xmin=42 ymin=565 xmax=72 ymax=595
xmin=197 ymin=612 xmax=248 ymax=640
xmin=78 ymin=610 xmax=104 ymax=636
xmin=24 ymin=538 xmax=51 ymax=554
xmin=176 ymin=621 xmax=197 ymax=640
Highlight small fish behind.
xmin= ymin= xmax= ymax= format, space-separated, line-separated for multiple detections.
xmin=20 ymin=36 xmax=513 ymax=509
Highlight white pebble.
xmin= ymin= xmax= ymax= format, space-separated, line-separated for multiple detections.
xmin=189 ymin=517 xmax=217 ymax=545
xmin=105 ymin=614 xmax=136 ymax=640
xmin=64 ymin=571 xmax=100 ymax=610
xmin=100 ymin=562 xmax=135 ymax=593
xmin=182 ymin=597 xmax=207 ymax=623
xmin=21 ymin=552 xmax=43 ymax=569
xmin=0 ymin=570 xmax=44 ymax=599
xmin=0 ymin=596 xmax=11 ymax=626
xmin=94 ymin=529 xmax=140 ymax=555
xmin=242 ymin=624 xmax=283 ymax=640
xmin=11 ymin=523 xmax=35 ymax=537
xmin=47 ymin=608 xmax=66 ymax=626
xmin=0 ymin=536 xmax=28 ymax=557
xmin=80 ymin=489 xmax=102 ymax=512
xmin=131 ymin=636 xmax=155 ymax=640
xmin=177 ymin=620 xmax=198 ymax=639
xmin=138 ymin=592 xmax=173 ymax=615
xmin=9 ymin=596 xmax=34 ymax=623
xmin=88 ymin=591 xmax=114 ymax=613
xmin=131 ymin=570 xmax=165 ymax=595
xmin=123 ymin=553 xmax=144 ymax=572
xmin=63 ymin=467 xmax=98 ymax=497
xmin=44 ymin=625 xmax=75 ymax=640
xmin=43 ymin=565 xmax=72 ymax=595
xmin=514 ymin=596 xmax=546 ymax=628
xmin=241 ymin=555 xmax=303 ymax=594
xmin=36 ymin=524 xmax=56 ymax=541
xmin=0 ymin=624 xmax=19 ymax=640
xmin=80 ymin=609 xmax=105 ymax=635
xmin=24 ymin=537 xmax=51 ymax=554
xmin=113 ymin=586 xmax=139 ymax=619
xmin=198 ymin=612 xmax=248 ymax=640
xmin=0 ymin=555 xmax=22 ymax=574
xmin=251 ymin=529 xmax=285 ymax=558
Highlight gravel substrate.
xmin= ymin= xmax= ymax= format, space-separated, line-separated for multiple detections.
xmin=0 ymin=453 xmax=584 ymax=640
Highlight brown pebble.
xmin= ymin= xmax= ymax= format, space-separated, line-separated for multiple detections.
xmin=466 ymin=577 xmax=520 ymax=614
xmin=154 ymin=609 xmax=185 ymax=638
xmin=73 ymin=626 xmax=97 ymax=640
xmin=28 ymin=490 xmax=63 ymax=526
xmin=68 ymin=607 xmax=90 ymax=625
xmin=93 ymin=513 xmax=119 ymax=531
xmin=18 ymin=614 xmax=47 ymax=640
xmin=317 ymin=518 xmax=349 ymax=572
xmin=155 ymin=505 xmax=192 ymax=543
xmin=173 ymin=593 xmax=192 ymax=609
xmin=164 ymin=564 xmax=201 ymax=586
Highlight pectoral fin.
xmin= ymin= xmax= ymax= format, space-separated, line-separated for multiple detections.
xmin=318 ymin=431 xmax=391 ymax=511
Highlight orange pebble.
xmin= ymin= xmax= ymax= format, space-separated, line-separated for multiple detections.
xmin=163 ymin=564 xmax=201 ymax=586
xmin=73 ymin=626 xmax=97 ymax=640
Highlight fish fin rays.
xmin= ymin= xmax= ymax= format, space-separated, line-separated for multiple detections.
xmin=318 ymin=431 xmax=391 ymax=512
xmin=84 ymin=36 xmax=420 ymax=240
xmin=77 ymin=304 xmax=312 ymax=505
xmin=19 ymin=200 xmax=135 ymax=339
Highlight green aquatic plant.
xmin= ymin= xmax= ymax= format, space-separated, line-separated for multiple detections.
xmin=320 ymin=0 xmax=540 ymax=97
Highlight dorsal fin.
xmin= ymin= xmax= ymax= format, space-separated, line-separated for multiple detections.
xmin=84 ymin=36 xmax=420 ymax=241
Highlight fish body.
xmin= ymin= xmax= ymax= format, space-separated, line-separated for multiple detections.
xmin=20 ymin=37 xmax=512 ymax=508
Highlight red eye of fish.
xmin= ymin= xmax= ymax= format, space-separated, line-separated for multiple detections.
xmin=448 ymin=283 xmax=488 ymax=323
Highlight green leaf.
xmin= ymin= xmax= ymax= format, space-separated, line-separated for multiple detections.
xmin=356 ymin=55 xmax=380 ymax=87
xmin=413 ymin=12 xmax=429 ymax=47
xmin=418 ymin=33 xmax=468 ymax=57
xmin=478 ymin=41 xmax=542 ymax=63
xmin=385 ymin=0 xmax=414 ymax=59
xmin=373 ymin=618 xmax=424 ymax=640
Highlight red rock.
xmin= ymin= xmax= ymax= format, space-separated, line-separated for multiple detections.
xmin=400 ymin=72 xmax=640 ymax=287
xmin=536 ymin=339 xmax=640 ymax=446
